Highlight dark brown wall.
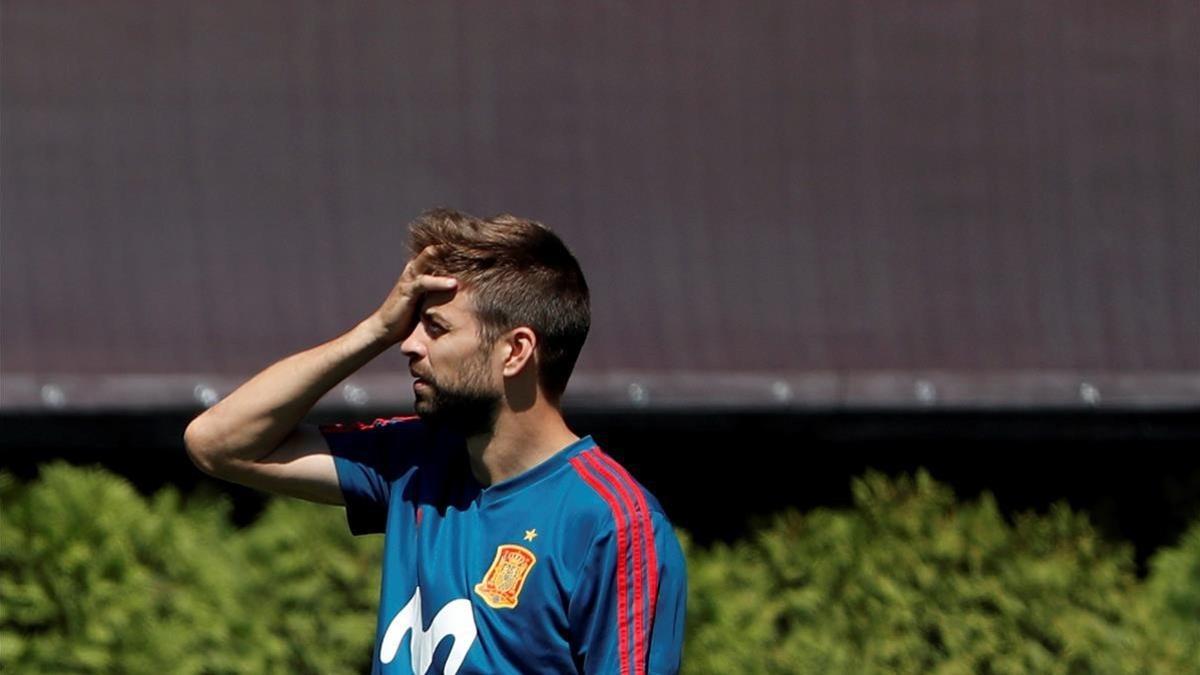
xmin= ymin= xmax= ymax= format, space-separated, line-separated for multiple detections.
xmin=3 ymin=1 xmax=1197 ymax=409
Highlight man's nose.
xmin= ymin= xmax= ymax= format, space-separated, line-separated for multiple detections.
xmin=400 ymin=327 xmax=425 ymax=358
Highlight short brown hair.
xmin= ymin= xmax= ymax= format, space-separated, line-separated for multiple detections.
xmin=409 ymin=208 xmax=590 ymax=400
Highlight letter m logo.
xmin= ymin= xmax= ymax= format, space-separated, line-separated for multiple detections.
xmin=380 ymin=586 xmax=478 ymax=674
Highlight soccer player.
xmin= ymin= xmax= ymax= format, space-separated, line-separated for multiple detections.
xmin=183 ymin=208 xmax=687 ymax=674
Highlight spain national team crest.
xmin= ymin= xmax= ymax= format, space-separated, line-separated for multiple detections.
xmin=474 ymin=544 xmax=537 ymax=609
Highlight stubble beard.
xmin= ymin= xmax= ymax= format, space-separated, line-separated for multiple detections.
xmin=414 ymin=352 xmax=501 ymax=437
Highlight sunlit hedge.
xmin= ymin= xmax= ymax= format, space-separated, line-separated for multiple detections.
xmin=0 ymin=466 xmax=380 ymax=674
xmin=2 ymin=465 xmax=1197 ymax=674
xmin=682 ymin=471 xmax=1198 ymax=674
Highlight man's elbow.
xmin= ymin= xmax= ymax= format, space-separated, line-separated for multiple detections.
xmin=183 ymin=417 xmax=222 ymax=477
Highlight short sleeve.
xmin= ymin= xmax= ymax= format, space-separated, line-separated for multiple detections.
xmin=318 ymin=416 xmax=428 ymax=535
xmin=568 ymin=510 xmax=688 ymax=675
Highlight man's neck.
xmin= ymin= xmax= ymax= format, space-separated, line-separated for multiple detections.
xmin=464 ymin=403 xmax=579 ymax=488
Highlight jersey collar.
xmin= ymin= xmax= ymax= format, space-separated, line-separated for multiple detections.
xmin=472 ymin=435 xmax=597 ymax=508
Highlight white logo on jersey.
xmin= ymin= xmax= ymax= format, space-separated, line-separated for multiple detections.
xmin=380 ymin=586 xmax=478 ymax=675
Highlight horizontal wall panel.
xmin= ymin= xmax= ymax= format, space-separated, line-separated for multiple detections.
xmin=2 ymin=1 xmax=1197 ymax=409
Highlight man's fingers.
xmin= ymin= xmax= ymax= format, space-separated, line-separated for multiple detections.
xmin=407 ymin=245 xmax=445 ymax=275
xmin=410 ymin=274 xmax=458 ymax=294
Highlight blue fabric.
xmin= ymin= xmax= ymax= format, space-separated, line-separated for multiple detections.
xmin=320 ymin=417 xmax=687 ymax=675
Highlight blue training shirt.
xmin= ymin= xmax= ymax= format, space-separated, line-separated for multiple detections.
xmin=319 ymin=416 xmax=687 ymax=675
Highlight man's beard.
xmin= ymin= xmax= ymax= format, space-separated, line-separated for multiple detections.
xmin=414 ymin=359 xmax=501 ymax=436
xmin=417 ymin=383 xmax=500 ymax=436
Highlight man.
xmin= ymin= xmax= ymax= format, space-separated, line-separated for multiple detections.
xmin=183 ymin=208 xmax=687 ymax=674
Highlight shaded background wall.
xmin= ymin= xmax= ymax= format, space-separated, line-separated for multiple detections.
xmin=2 ymin=1 xmax=1198 ymax=558
xmin=3 ymin=0 xmax=1197 ymax=410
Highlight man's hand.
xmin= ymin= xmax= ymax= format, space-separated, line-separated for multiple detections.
xmin=368 ymin=245 xmax=458 ymax=345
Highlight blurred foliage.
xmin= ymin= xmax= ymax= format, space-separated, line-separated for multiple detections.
xmin=2 ymin=464 xmax=1197 ymax=674
xmin=682 ymin=470 xmax=1199 ymax=674
xmin=1144 ymin=519 xmax=1200 ymax=667
xmin=0 ymin=465 xmax=259 ymax=674
xmin=0 ymin=465 xmax=380 ymax=674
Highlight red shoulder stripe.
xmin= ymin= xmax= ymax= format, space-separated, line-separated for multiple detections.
xmin=570 ymin=455 xmax=632 ymax=675
xmin=583 ymin=449 xmax=649 ymax=675
xmin=592 ymin=449 xmax=660 ymax=669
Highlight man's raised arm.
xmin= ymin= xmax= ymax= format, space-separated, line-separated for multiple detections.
xmin=182 ymin=246 xmax=455 ymax=504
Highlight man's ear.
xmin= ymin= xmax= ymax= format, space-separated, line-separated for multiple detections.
xmin=501 ymin=327 xmax=538 ymax=378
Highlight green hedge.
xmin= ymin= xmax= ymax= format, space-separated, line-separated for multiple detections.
xmin=2 ymin=465 xmax=1197 ymax=674
xmin=0 ymin=466 xmax=380 ymax=674
xmin=682 ymin=471 xmax=1199 ymax=674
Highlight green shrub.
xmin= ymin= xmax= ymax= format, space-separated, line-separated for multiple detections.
xmin=1145 ymin=520 xmax=1200 ymax=666
xmin=0 ymin=465 xmax=270 ymax=674
xmin=0 ymin=465 xmax=380 ymax=674
xmin=233 ymin=498 xmax=381 ymax=674
xmin=682 ymin=470 xmax=1197 ymax=675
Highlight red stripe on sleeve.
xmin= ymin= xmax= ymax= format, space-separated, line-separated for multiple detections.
xmin=319 ymin=415 xmax=419 ymax=433
xmin=570 ymin=456 xmax=633 ymax=675
xmin=593 ymin=450 xmax=660 ymax=643
xmin=583 ymin=450 xmax=649 ymax=675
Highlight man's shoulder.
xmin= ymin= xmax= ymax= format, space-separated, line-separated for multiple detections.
xmin=320 ymin=415 xmax=461 ymax=483
xmin=561 ymin=446 xmax=669 ymax=525
xmin=553 ymin=446 xmax=685 ymax=589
